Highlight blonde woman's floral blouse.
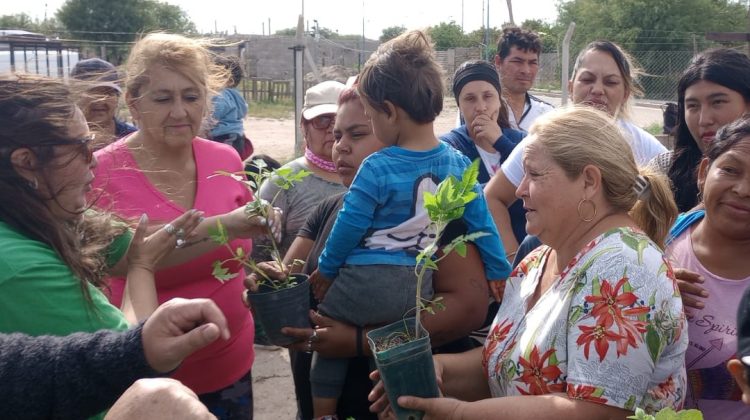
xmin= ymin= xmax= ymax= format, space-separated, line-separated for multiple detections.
xmin=483 ymin=227 xmax=688 ymax=413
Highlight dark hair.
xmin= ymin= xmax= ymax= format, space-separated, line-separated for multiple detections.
xmin=338 ymin=85 xmax=361 ymax=105
xmin=706 ymin=113 xmax=750 ymax=162
xmin=669 ymin=49 xmax=750 ymax=212
xmin=215 ymin=55 xmax=244 ymax=88
xmin=497 ymin=27 xmax=541 ymax=60
xmin=0 ymin=74 xmax=125 ymax=305
xmin=358 ymin=29 xmax=443 ymax=123
xmin=452 ymin=60 xmax=510 ymax=129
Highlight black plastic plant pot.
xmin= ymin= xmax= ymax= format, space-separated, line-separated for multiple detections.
xmin=247 ymin=273 xmax=310 ymax=346
xmin=366 ymin=317 xmax=439 ymax=420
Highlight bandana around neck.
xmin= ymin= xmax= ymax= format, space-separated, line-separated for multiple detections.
xmin=305 ymin=147 xmax=337 ymax=173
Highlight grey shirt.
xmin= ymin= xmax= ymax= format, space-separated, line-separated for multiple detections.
xmin=256 ymin=158 xmax=346 ymax=260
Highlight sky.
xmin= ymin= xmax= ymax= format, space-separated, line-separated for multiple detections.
xmin=5 ymin=0 xmax=560 ymax=39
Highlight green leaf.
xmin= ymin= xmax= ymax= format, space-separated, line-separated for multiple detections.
xmin=622 ymin=233 xmax=640 ymax=252
xmin=654 ymin=408 xmax=678 ymax=420
xmin=212 ymin=260 xmax=235 ymax=282
xmin=453 ymin=242 xmax=467 ymax=257
xmin=646 ymin=324 xmax=662 ymax=363
xmin=624 ymin=397 xmax=638 ymax=414
xmin=568 ymin=305 xmax=584 ymax=324
xmin=208 ymin=220 xmax=229 ymax=244
xmin=675 ymin=409 xmax=703 ymax=420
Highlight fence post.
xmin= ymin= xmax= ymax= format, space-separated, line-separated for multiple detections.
xmin=561 ymin=22 xmax=576 ymax=106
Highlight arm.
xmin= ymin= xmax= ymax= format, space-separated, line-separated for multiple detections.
xmin=398 ymin=393 xmax=631 ymax=420
xmin=0 ymin=327 xmax=155 ymax=419
xmin=121 ymin=211 xmax=203 ymax=323
xmin=318 ymin=164 xmax=379 ymax=279
xmin=462 ymin=188 xmax=511 ymax=280
xmin=436 ymin=347 xmax=491 ymax=401
xmin=422 ymin=243 xmax=488 ymax=346
xmin=484 ymin=171 xmax=520 ymax=256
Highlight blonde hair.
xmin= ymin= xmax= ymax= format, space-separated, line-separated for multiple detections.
xmin=528 ymin=106 xmax=677 ymax=247
xmin=124 ymin=33 xmax=229 ymax=129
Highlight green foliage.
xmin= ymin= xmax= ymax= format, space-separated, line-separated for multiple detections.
xmin=380 ymin=25 xmax=406 ymax=43
xmin=211 ymin=163 xmax=310 ymax=289
xmin=427 ymin=21 xmax=469 ymax=50
xmin=628 ymin=407 xmax=703 ymax=420
xmin=413 ymin=159 xmax=484 ymax=338
xmin=0 ymin=13 xmax=65 ymax=34
xmin=56 ymin=0 xmax=196 ymax=44
xmin=556 ymin=0 xmax=747 ymax=52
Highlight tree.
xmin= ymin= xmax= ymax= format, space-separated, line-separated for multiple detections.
xmin=556 ymin=0 xmax=747 ymax=52
xmin=427 ymin=21 xmax=468 ymax=50
xmin=0 ymin=13 xmax=36 ymax=30
xmin=380 ymin=25 xmax=406 ymax=43
xmin=57 ymin=0 xmax=195 ymax=43
xmin=555 ymin=0 xmax=749 ymax=100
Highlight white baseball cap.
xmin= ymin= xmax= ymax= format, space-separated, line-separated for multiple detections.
xmin=301 ymin=80 xmax=346 ymax=120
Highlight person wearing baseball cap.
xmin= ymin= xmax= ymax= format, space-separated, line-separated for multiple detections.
xmin=254 ymin=79 xmax=347 ymax=276
xmin=70 ymin=58 xmax=136 ymax=144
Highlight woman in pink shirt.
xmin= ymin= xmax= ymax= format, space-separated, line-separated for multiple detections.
xmin=92 ymin=33 xmax=272 ymax=418
xmin=666 ymin=115 xmax=750 ymax=419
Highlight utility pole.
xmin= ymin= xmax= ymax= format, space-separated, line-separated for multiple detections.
xmin=461 ymin=0 xmax=464 ymax=32
xmin=506 ymin=0 xmax=515 ymax=25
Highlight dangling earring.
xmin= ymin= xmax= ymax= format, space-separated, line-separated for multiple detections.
xmin=577 ymin=198 xmax=597 ymax=222
xmin=697 ymin=189 xmax=703 ymax=203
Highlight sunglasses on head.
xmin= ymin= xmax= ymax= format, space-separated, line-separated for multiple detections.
xmin=309 ymin=115 xmax=335 ymax=130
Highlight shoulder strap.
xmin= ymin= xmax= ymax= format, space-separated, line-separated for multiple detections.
xmin=666 ymin=209 xmax=706 ymax=246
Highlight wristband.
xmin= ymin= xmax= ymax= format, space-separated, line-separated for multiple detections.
xmin=356 ymin=325 xmax=364 ymax=357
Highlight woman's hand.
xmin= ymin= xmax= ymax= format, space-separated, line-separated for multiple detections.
xmin=470 ymin=113 xmax=501 ymax=146
xmin=128 ymin=210 xmax=204 ymax=273
xmin=222 ymin=200 xmax=282 ymax=242
xmin=281 ymin=310 xmax=362 ymax=358
xmin=242 ymin=261 xmax=289 ymax=294
xmin=309 ymin=269 xmax=332 ymax=301
xmin=396 ymin=396 xmax=467 ymax=420
xmin=675 ymin=267 xmax=707 ymax=313
xmin=368 ymin=355 xmax=448 ymax=416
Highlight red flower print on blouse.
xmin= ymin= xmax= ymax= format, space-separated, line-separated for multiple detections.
xmin=577 ymin=317 xmax=624 ymax=362
xmin=567 ymin=384 xmax=608 ymax=405
xmin=586 ymin=276 xmax=638 ymax=325
xmin=483 ymin=319 xmax=514 ymax=369
xmin=515 ymin=346 xmax=564 ymax=395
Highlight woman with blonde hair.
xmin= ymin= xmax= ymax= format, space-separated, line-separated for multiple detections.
xmin=485 ymin=40 xmax=666 ymax=256
xmin=93 ymin=33 xmax=275 ymax=418
xmin=371 ymin=106 xmax=686 ymax=419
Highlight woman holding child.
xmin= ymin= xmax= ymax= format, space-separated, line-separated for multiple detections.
xmin=371 ymin=106 xmax=687 ymax=419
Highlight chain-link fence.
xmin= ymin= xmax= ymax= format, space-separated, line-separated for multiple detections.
xmin=534 ymin=43 xmax=748 ymax=102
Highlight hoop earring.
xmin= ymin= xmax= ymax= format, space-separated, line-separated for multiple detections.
xmin=577 ymin=198 xmax=597 ymax=222
xmin=697 ymin=189 xmax=703 ymax=203
xmin=28 ymin=177 xmax=38 ymax=190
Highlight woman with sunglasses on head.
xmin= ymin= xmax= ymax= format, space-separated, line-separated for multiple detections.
xmin=0 ymin=74 xmax=205 ymax=419
xmin=256 ymin=80 xmax=348 ymax=260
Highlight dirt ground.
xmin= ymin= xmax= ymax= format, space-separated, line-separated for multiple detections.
xmin=246 ymin=101 xmax=462 ymax=164
xmin=245 ymin=95 xmax=663 ymax=163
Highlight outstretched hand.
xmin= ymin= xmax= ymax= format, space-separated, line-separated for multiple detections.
xmin=224 ymin=199 xmax=283 ymax=242
xmin=281 ymin=310 xmax=363 ymax=358
xmin=128 ymin=210 xmax=204 ymax=273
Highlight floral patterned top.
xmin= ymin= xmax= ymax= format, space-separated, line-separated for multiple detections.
xmin=483 ymin=227 xmax=688 ymax=413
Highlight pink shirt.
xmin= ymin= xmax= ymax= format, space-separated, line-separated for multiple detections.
xmin=92 ymin=137 xmax=254 ymax=394
xmin=667 ymin=225 xmax=750 ymax=419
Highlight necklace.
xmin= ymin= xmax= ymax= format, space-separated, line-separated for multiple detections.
xmin=305 ymin=147 xmax=337 ymax=173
